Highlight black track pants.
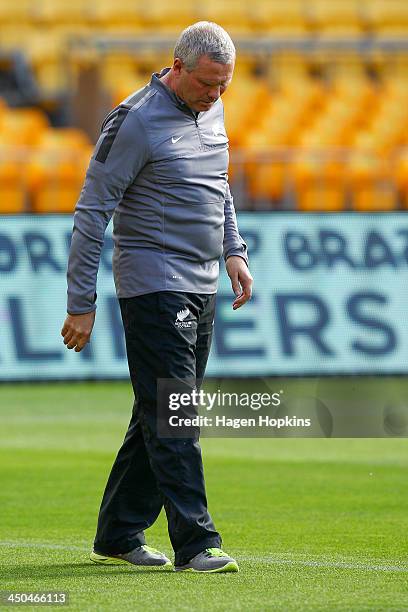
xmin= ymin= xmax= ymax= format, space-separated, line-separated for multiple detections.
xmin=93 ymin=291 xmax=221 ymax=566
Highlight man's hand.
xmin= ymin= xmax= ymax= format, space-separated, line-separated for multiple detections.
xmin=61 ymin=311 xmax=96 ymax=352
xmin=226 ymin=256 xmax=253 ymax=310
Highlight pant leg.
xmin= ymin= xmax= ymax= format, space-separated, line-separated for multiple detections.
xmin=93 ymin=398 xmax=163 ymax=555
xmin=93 ymin=341 xmax=164 ymax=553
xmin=122 ymin=291 xmax=221 ymax=566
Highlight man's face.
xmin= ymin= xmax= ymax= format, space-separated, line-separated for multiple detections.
xmin=173 ymin=55 xmax=234 ymax=112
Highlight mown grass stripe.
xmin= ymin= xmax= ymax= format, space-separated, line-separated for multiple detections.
xmin=2 ymin=541 xmax=407 ymax=573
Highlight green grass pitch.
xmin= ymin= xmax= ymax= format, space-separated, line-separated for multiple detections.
xmin=1 ymin=380 xmax=408 ymax=611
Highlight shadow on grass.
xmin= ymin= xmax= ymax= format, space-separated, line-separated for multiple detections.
xmin=0 ymin=563 xmax=175 ymax=581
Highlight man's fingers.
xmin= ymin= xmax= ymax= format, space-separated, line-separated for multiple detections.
xmin=63 ymin=331 xmax=74 ymax=345
xmin=63 ymin=328 xmax=90 ymax=350
xmin=233 ymin=294 xmax=247 ymax=310
xmin=243 ymin=280 xmax=253 ymax=300
xmin=67 ymin=335 xmax=89 ymax=351
xmin=232 ymin=276 xmax=253 ymax=310
xmin=63 ymin=328 xmax=83 ymax=346
xmin=233 ymin=289 xmax=249 ymax=309
xmin=230 ymin=273 xmax=241 ymax=297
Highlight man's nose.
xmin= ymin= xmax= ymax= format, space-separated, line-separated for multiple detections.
xmin=208 ymin=86 xmax=221 ymax=101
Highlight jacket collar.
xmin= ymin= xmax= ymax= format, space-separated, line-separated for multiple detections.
xmin=150 ymin=68 xmax=198 ymax=118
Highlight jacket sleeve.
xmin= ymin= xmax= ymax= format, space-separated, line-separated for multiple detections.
xmin=223 ymin=182 xmax=248 ymax=265
xmin=66 ymin=108 xmax=149 ymax=314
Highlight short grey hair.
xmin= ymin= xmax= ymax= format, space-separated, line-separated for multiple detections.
xmin=174 ymin=21 xmax=236 ymax=71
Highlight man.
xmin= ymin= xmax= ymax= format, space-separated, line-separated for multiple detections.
xmin=61 ymin=21 xmax=253 ymax=573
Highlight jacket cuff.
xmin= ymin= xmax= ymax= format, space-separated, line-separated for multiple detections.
xmin=224 ymin=245 xmax=249 ymax=266
xmin=67 ymin=292 xmax=97 ymax=315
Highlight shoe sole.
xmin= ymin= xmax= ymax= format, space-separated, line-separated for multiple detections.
xmin=90 ymin=552 xmax=172 ymax=568
xmin=174 ymin=561 xmax=239 ymax=573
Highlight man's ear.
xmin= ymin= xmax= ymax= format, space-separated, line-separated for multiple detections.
xmin=173 ymin=58 xmax=183 ymax=75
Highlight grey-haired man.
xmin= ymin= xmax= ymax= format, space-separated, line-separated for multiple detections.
xmin=61 ymin=21 xmax=252 ymax=573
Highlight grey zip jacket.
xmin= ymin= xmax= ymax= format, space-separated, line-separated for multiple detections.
xmin=67 ymin=68 xmax=248 ymax=314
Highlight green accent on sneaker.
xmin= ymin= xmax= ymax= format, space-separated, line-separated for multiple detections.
xmin=89 ymin=551 xmax=128 ymax=565
xmin=206 ymin=548 xmax=229 ymax=558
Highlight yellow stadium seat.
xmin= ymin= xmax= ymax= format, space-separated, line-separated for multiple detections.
xmin=89 ymin=0 xmax=142 ymax=26
xmin=261 ymin=87 xmax=323 ymax=146
xmin=196 ymin=0 xmax=251 ymax=34
xmin=247 ymin=118 xmax=290 ymax=149
xmin=365 ymin=0 xmax=408 ymax=36
xmin=292 ymin=153 xmax=346 ymax=211
xmin=268 ymin=52 xmax=311 ymax=93
xmin=308 ymin=0 xmax=363 ymax=37
xmin=100 ymin=53 xmax=146 ymax=92
xmin=249 ymin=0 xmax=308 ymax=36
xmin=383 ymin=75 xmax=408 ymax=101
xmin=0 ymin=0 xmax=31 ymax=23
xmin=140 ymin=0 xmax=196 ymax=31
xmin=233 ymin=55 xmax=257 ymax=78
xmin=348 ymin=152 xmax=397 ymax=211
xmin=26 ymin=28 xmax=79 ymax=94
xmin=302 ymin=93 xmax=369 ymax=148
xmin=0 ymin=146 xmax=27 ymax=213
xmin=32 ymin=0 xmax=89 ymax=24
xmin=329 ymin=53 xmax=367 ymax=85
xmin=0 ymin=24 xmax=37 ymax=55
xmin=351 ymin=89 xmax=408 ymax=154
xmin=331 ymin=80 xmax=377 ymax=129
xmin=38 ymin=128 xmax=91 ymax=152
xmin=372 ymin=97 xmax=408 ymax=139
xmin=28 ymin=149 xmax=89 ymax=213
xmin=246 ymin=152 xmax=288 ymax=202
xmin=351 ymin=184 xmax=397 ymax=211
xmin=222 ymin=77 xmax=270 ymax=146
xmin=0 ymin=108 xmax=49 ymax=146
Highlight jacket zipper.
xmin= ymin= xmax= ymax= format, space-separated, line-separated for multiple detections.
xmin=183 ymin=105 xmax=204 ymax=149
xmin=194 ymin=116 xmax=204 ymax=149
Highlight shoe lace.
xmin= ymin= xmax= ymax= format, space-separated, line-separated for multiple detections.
xmin=205 ymin=547 xmax=228 ymax=558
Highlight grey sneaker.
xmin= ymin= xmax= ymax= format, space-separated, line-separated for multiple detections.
xmin=90 ymin=545 xmax=172 ymax=567
xmin=175 ymin=548 xmax=239 ymax=573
